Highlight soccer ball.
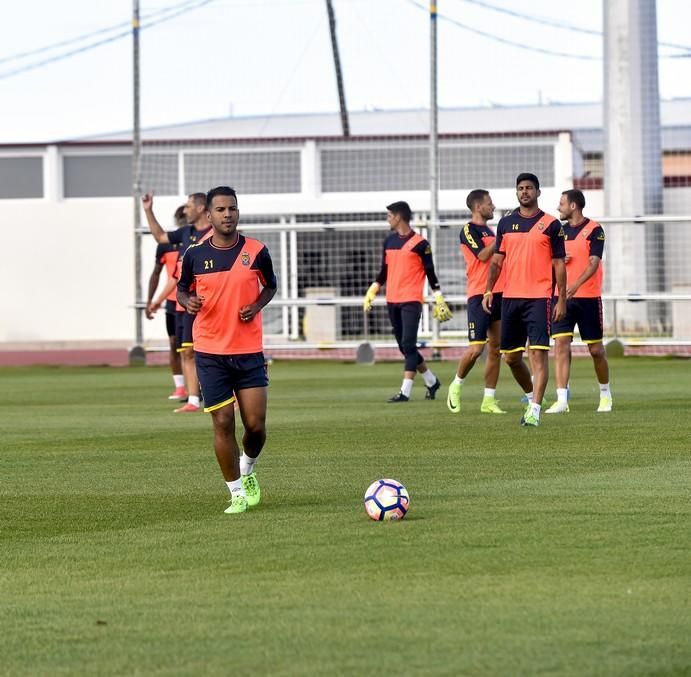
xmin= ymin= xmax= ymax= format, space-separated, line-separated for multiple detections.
xmin=363 ymin=478 xmax=410 ymax=521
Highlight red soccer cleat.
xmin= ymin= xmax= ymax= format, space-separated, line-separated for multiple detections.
xmin=174 ymin=402 xmax=201 ymax=413
xmin=168 ymin=386 xmax=188 ymax=400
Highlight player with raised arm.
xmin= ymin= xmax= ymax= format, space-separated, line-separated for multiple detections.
xmin=447 ymin=190 xmax=506 ymax=414
xmin=178 ymin=186 xmax=277 ymax=515
xmin=545 ymin=189 xmax=612 ymax=414
xmin=145 ymin=236 xmax=184 ymax=399
xmin=482 ymin=173 xmax=567 ymax=427
xmin=142 ymin=192 xmax=211 ymax=412
xmin=363 ymin=200 xmax=452 ymax=403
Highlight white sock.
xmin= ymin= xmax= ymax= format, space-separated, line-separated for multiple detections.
xmin=240 ymin=453 xmax=257 ymax=476
xmin=599 ymin=383 xmax=611 ymax=396
xmin=530 ymin=401 xmax=541 ymax=416
xmin=422 ymin=370 xmax=437 ymax=387
xmin=401 ymin=378 xmax=414 ymax=398
xmin=525 ymin=391 xmax=534 ymax=402
xmin=556 ymin=388 xmax=568 ymax=403
xmin=454 ymin=376 xmax=464 ymax=385
xmin=226 ymin=479 xmax=245 ymax=497
xmin=484 ymin=388 xmax=496 ymax=398
xmin=173 ymin=374 xmax=185 ymax=388
xmin=188 ymin=395 xmax=200 ymax=407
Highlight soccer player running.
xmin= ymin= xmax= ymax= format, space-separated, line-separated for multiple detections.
xmin=178 ymin=186 xmax=277 ymax=515
xmin=142 ymin=192 xmax=211 ymax=413
xmin=545 ymin=189 xmax=612 ymax=414
xmin=363 ymin=200 xmax=452 ymax=402
xmin=145 ymin=237 xmax=184 ymax=399
xmin=447 ymin=190 xmax=506 ymax=414
xmin=482 ymin=173 xmax=567 ymax=427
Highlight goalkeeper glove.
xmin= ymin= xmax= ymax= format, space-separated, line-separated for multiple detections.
xmin=432 ymin=291 xmax=452 ymax=323
xmin=363 ymin=282 xmax=380 ymax=312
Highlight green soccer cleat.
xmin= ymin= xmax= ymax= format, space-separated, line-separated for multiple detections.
xmin=545 ymin=400 xmax=570 ymax=414
xmin=242 ymin=472 xmax=261 ymax=507
xmin=480 ymin=396 xmax=506 ymax=414
xmin=224 ymin=493 xmax=248 ymax=514
xmin=447 ymin=382 xmax=462 ymax=413
xmin=597 ymin=395 xmax=613 ymax=413
xmin=520 ymin=405 xmax=540 ymax=427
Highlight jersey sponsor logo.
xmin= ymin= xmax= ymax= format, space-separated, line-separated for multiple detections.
xmin=463 ymin=224 xmax=479 ymax=249
xmin=424 ymin=245 xmax=432 ymax=255
xmin=597 ymin=232 xmax=605 ymax=240
xmin=241 ymin=252 xmax=250 ymax=266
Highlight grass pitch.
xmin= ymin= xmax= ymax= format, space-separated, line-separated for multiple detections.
xmin=2 ymin=357 xmax=690 ymax=676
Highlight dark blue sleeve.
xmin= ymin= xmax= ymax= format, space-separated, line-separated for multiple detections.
xmin=495 ymin=220 xmax=506 ymax=255
xmin=252 ymin=247 xmax=278 ymax=289
xmin=460 ymin=224 xmax=484 ymax=259
xmin=168 ymin=227 xmax=186 ymax=246
xmin=374 ymin=237 xmax=388 ymax=286
xmin=547 ymin=219 xmax=566 ymax=258
xmin=177 ymin=249 xmax=195 ymax=295
xmin=413 ymin=238 xmax=440 ymax=290
xmin=588 ymin=226 xmax=605 ymax=259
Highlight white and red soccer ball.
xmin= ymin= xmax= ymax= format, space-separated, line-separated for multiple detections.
xmin=363 ymin=478 xmax=410 ymax=521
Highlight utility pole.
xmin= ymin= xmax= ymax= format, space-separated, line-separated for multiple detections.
xmin=325 ymin=0 xmax=350 ymax=136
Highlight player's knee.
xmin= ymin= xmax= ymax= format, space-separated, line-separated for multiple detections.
xmin=589 ymin=342 xmax=605 ymax=359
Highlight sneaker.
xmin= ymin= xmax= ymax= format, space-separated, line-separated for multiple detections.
xmin=425 ymin=378 xmax=442 ymax=400
xmin=242 ymin=472 xmax=261 ymax=507
xmin=447 ymin=382 xmax=462 ymax=413
xmin=168 ymin=386 xmax=188 ymax=400
xmin=387 ymin=392 xmax=410 ymax=403
xmin=545 ymin=401 xmax=570 ymax=414
xmin=480 ymin=397 xmax=506 ymax=414
xmin=597 ymin=395 xmax=613 ymax=413
xmin=224 ymin=493 xmax=248 ymax=514
xmin=174 ymin=402 xmax=201 ymax=413
xmin=520 ymin=406 xmax=540 ymax=427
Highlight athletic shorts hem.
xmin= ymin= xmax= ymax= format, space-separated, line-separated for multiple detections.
xmin=181 ymin=342 xmax=194 ymax=348
xmin=529 ymin=345 xmax=550 ymax=350
xmin=551 ymin=332 xmax=574 ymax=339
xmin=583 ymin=338 xmax=604 ymax=344
xmin=500 ymin=346 xmax=525 ymax=354
xmin=469 ymin=340 xmax=488 ymax=345
xmin=204 ymin=395 xmax=236 ymax=413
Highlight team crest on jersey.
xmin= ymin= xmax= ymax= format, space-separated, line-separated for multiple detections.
xmin=537 ymin=221 xmax=546 ymax=231
xmin=241 ymin=252 xmax=250 ymax=266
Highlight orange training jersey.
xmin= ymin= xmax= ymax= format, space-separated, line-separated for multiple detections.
xmin=155 ymin=242 xmax=180 ymax=302
xmin=375 ymin=231 xmax=441 ymax=303
xmin=459 ymin=222 xmax=505 ymax=297
xmin=178 ymin=234 xmax=277 ymax=355
xmin=562 ymin=218 xmax=605 ymax=298
xmin=495 ymin=209 xmax=565 ymax=299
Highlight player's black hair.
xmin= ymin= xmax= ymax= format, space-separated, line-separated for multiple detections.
xmin=206 ymin=186 xmax=238 ymax=210
xmin=386 ymin=200 xmax=413 ymax=223
xmin=561 ymin=188 xmax=586 ymax=210
xmin=516 ymin=172 xmax=540 ymax=190
xmin=466 ymin=189 xmax=490 ymax=211
xmin=189 ymin=192 xmax=207 ymax=206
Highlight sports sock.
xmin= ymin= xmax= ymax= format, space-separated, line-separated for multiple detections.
xmin=187 ymin=395 xmax=200 ymax=407
xmin=556 ymin=388 xmax=568 ymax=403
xmin=599 ymin=382 xmax=611 ymax=396
xmin=173 ymin=374 xmax=185 ymax=388
xmin=240 ymin=453 xmax=257 ymax=476
xmin=454 ymin=376 xmax=464 ymax=385
xmin=226 ymin=479 xmax=245 ymax=496
xmin=530 ymin=401 xmax=541 ymax=416
xmin=401 ymin=378 xmax=414 ymax=398
xmin=422 ymin=370 xmax=437 ymax=387
xmin=525 ymin=391 xmax=534 ymax=402
xmin=483 ymin=388 xmax=496 ymax=398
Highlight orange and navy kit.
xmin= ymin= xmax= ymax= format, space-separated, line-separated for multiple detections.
xmin=154 ymin=241 xmax=180 ymax=336
xmin=375 ymin=231 xmax=440 ymax=302
xmin=494 ymin=209 xmax=566 ymax=352
xmin=551 ymin=218 xmax=606 ymax=343
xmin=178 ymin=234 xmax=277 ymax=356
xmin=460 ymin=223 xmax=505 ymax=344
xmin=169 ymin=225 xmax=212 ymax=349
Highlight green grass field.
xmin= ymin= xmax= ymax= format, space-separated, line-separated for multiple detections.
xmin=2 ymin=357 xmax=690 ymax=676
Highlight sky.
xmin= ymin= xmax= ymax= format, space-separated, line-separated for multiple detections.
xmin=1 ymin=0 xmax=690 ymax=143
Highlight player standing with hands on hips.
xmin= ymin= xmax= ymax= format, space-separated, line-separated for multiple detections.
xmin=363 ymin=201 xmax=452 ymax=403
xmin=482 ymin=173 xmax=567 ymax=427
xmin=178 ymin=186 xmax=277 ymax=515
xmin=545 ymin=189 xmax=612 ymax=414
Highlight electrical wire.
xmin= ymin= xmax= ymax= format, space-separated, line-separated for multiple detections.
xmin=0 ymin=0 xmax=217 ymax=81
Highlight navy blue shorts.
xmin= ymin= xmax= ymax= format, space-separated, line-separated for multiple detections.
xmin=467 ymin=293 xmax=502 ymax=344
xmin=551 ymin=297 xmax=603 ymax=343
xmin=165 ymin=300 xmax=176 ymax=338
xmin=195 ymin=351 xmax=268 ymax=412
xmin=500 ymin=297 xmax=551 ymax=352
xmin=175 ymin=312 xmax=195 ymax=351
